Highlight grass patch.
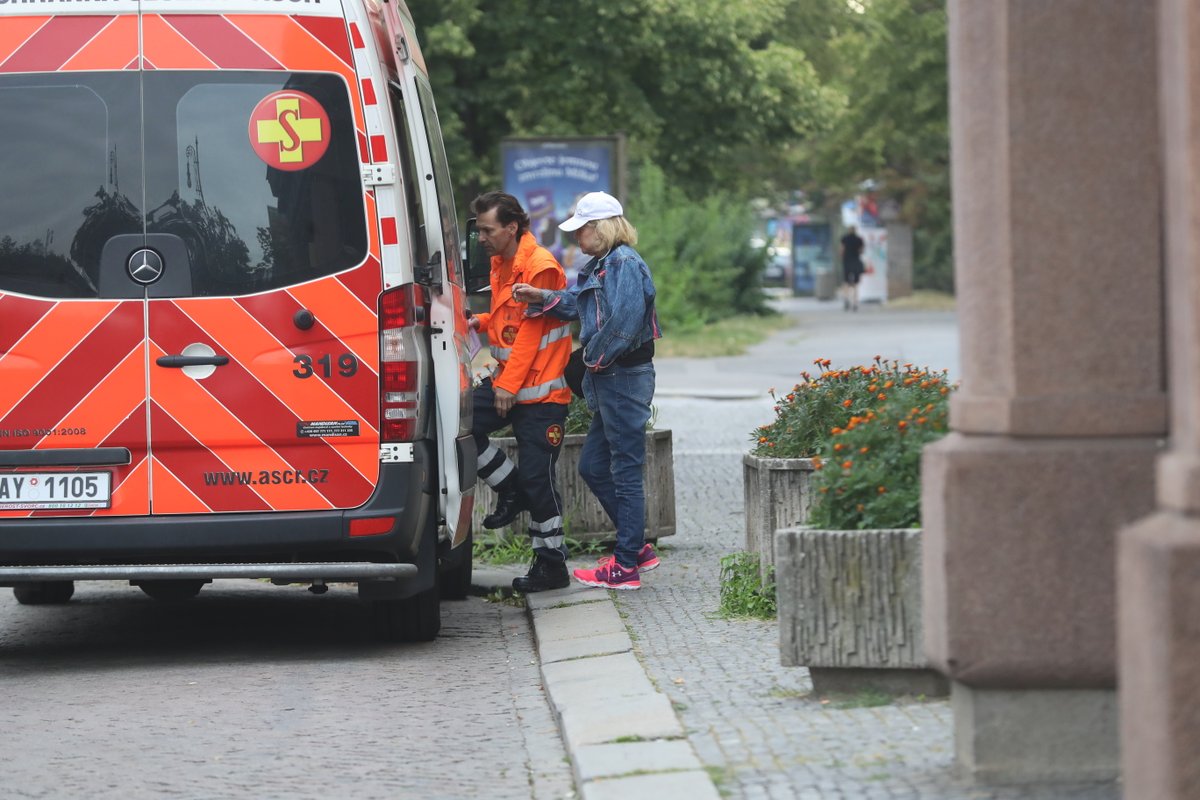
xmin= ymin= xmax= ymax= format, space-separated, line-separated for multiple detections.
xmin=656 ymin=312 xmax=794 ymax=358
xmin=482 ymin=588 xmax=524 ymax=607
xmin=473 ymin=531 xmax=606 ymax=565
xmin=885 ymin=289 xmax=956 ymax=312
xmin=825 ymin=688 xmax=894 ymax=710
xmin=717 ymin=552 xmax=776 ymax=620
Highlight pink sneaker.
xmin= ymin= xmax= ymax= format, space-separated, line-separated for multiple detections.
xmin=573 ymin=560 xmax=641 ymax=590
xmin=597 ymin=543 xmax=659 ymax=572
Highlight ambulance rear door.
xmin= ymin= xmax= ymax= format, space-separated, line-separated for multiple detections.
xmin=138 ymin=9 xmax=382 ymax=515
xmin=0 ymin=11 xmax=151 ymax=520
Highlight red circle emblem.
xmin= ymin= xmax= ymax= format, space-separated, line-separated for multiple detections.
xmin=546 ymin=424 xmax=564 ymax=446
xmin=501 ymin=326 xmax=520 ymax=345
xmin=248 ymin=91 xmax=331 ymax=172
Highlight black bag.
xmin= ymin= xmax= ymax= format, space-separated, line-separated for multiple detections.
xmin=565 ymin=347 xmax=585 ymax=398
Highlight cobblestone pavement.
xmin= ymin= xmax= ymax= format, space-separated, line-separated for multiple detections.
xmin=611 ymin=301 xmax=1120 ymax=799
xmin=0 ymin=583 xmax=572 ymax=800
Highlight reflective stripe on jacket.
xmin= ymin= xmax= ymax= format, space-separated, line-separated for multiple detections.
xmin=476 ymin=232 xmax=572 ymax=405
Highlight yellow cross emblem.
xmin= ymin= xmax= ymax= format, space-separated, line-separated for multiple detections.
xmin=256 ymin=98 xmax=323 ymax=164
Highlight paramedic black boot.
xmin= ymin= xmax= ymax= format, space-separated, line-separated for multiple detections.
xmin=484 ymin=489 xmax=527 ymax=529
xmin=512 ymin=557 xmax=569 ymax=593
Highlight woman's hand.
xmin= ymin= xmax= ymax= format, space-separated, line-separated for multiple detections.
xmin=511 ymin=283 xmax=543 ymax=304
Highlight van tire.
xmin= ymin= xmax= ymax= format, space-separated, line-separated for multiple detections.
xmin=439 ymin=527 xmax=473 ymax=601
xmin=138 ymin=580 xmax=206 ymax=602
xmin=13 ymin=581 xmax=75 ymax=605
xmin=374 ymin=581 xmax=441 ymax=642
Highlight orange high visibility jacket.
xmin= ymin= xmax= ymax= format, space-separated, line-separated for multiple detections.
xmin=474 ymin=232 xmax=572 ymax=405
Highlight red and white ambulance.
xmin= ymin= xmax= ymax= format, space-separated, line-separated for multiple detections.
xmin=0 ymin=0 xmax=478 ymax=641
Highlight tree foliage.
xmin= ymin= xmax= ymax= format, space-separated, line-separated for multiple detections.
xmin=408 ymin=0 xmax=951 ymax=291
xmin=407 ymin=0 xmax=840 ymax=201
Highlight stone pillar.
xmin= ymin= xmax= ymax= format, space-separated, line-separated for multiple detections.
xmin=1117 ymin=1 xmax=1200 ymax=797
xmin=924 ymin=1 xmax=1165 ymax=784
xmin=884 ymin=222 xmax=912 ymax=300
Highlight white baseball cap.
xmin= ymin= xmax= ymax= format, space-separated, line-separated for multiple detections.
xmin=559 ymin=192 xmax=623 ymax=231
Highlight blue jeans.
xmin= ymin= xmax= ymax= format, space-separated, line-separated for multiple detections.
xmin=579 ymin=363 xmax=655 ymax=568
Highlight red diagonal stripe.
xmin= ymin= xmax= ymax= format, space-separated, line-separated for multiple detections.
xmin=295 ymin=15 xmax=353 ymax=66
xmin=162 ymin=15 xmax=284 ymax=70
xmin=0 ymin=294 xmax=55 ymax=356
xmin=338 ymin=258 xmax=382 ymax=306
xmin=149 ymin=303 xmax=374 ymax=508
xmin=236 ymin=293 xmax=378 ymax=423
xmin=30 ymin=407 xmax=150 ymax=519
xmin=2 ymin=15 xmax=111 ymax=73
xmin=0 ymin=306 xmax=143 ymax=447
xmin=150 ymin=401 xmax=271 ymax=513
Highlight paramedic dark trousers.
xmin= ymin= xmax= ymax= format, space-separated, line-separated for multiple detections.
xmin=472 ymin=379 xmax=569 ymax=563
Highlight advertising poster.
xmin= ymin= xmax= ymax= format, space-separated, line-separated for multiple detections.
xmin=501 ymin=138 xmax=621 ymax=283
xmin=840 ymin=197 xmax=889 ymax=304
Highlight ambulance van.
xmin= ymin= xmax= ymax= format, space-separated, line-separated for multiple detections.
xmin=0 ymin=0 xmax=479 ymax=641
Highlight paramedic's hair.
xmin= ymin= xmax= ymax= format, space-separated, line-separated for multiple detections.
xmin=592 ymin=216 xmax=639 ymax=251
xmin=471 ymin=192 xmax=529 ymax=238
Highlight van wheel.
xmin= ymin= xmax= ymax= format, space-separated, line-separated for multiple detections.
xmin=374 ymin=582 xmax=441 ymax=642
xmin=440 ymin=528 xmax=473 ymax=601
xmin=138 ymin=580 xmax=205 ymax=602
xmin=13 ymin=581 xmax=75 ymax=605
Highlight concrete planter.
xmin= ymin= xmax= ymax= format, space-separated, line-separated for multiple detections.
xmin=474 ymin=429 xmax=676 ymax=543
xmin=742 ymin=453 xmax=816 ymax=578
xmin=775 ymin=526 xmax=947 ymax=696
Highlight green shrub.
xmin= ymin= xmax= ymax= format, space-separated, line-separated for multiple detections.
xmin=807 ymin=360 xmax=954 ymax=530
xmin=751 ymin=360 xmax=879 ymax=458
xmin=750 ymin=357 xmax=956 ymax=529
xmin=629 ymin=163 xmax=771 ymax=332
xmin=718 ymin=552 xmax=777 ymax=619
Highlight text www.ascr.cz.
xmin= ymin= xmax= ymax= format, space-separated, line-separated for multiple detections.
xmin=203 ymin=469 xmax=330 ymax=487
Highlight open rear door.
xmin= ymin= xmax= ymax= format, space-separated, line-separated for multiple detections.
xmin=406 ymin=74 xmax=475 ymax=545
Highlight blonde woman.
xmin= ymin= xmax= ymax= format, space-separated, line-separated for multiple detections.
xmin=513 ymin=192 xmax=661 ymax=589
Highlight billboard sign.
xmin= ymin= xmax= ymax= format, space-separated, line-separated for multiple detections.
xmin=501 ymin=137 xmax=624 ymax=282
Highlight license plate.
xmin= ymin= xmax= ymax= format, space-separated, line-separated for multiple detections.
xmin=0 ymin=472 xmax=112 ymax=509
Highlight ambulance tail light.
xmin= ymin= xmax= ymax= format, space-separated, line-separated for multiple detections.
xmin=380 ymin=285 xmax=425 ymax=443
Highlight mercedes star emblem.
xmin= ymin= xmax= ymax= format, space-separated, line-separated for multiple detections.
xmin=127 ymin=248 xmax=164 ymax=285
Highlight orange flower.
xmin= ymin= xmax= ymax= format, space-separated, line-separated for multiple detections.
xmin=884 ymin=380 xmax=894 ymax=389
xmin=842 ymin=460 xmax=853 ymax=470
xmin=842 ymin=398 xmax=852 ymax=408
xmin=759 ymin=436 xmax=768 ymax=443
xmin=898 ymin=420 xmax=908 ymax=430
xmin=877 ymin=393 xmax=887 ymax=401
xmin=878 ymin=486 xmax=887 ymax=494
xmin=859 ymin=446 xmax=869 ymax=454
xmin=819 ymin=487 xmax=829 ymax=494
xmin=768 ymin=442 xmax=775 ymax=448
xmin=917 ymin=416 xmax=928 ymax=425
xmin=940 ymin=387 xmax=949 ymax=395
xmin=868 ymin=384 xmax=878 ymax=393
xmin=831 ymin=427 xmax=843 ymax=435
xmin=856 ymin=503 xmax=865 ymax=512
xmin=834 ymin=443 xmax=845 ymax=452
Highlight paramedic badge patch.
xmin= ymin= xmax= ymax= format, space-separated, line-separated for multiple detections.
xmin=501 ymin=325 xmax=519 ymax=345
xmin=546 ymin=424 xmax=564 ymax=447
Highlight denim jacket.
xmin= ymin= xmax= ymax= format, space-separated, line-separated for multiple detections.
xmin=528 ymin=243 xmax=661 ymax=370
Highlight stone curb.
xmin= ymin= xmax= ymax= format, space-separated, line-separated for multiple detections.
xmin=472 ymin=566 xmax=720 ymax=799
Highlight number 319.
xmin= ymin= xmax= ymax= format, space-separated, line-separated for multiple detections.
xmin=293 ymin=353 xmax=358 ymax=379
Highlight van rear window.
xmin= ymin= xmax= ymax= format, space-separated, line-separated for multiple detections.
xmin=0 ymin=72 xmax=367 ymax=300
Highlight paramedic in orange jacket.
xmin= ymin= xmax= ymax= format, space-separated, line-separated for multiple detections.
xmin=469 ymin=192 xmax=573 ymax=592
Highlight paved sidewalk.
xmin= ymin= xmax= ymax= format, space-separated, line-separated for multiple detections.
xmin=480 ymin=298 xmax=1120 ymax=799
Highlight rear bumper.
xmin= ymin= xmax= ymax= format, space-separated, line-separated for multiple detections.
xmin=0 ymin=444 xmax=437 ymax=581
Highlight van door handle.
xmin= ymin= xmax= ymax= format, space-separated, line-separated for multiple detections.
xmin=156 ymin=355 xmax=230 ymax=368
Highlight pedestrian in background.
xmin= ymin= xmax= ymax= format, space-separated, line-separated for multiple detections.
xmin=512 ymin=192 xmax=661 ymax=590
xmin=469 ymin=192 xmax=573 ymax=593
xmin=840 ymin=225 xmax=865 ymax=311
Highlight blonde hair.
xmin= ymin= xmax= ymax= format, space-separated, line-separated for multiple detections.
xmin=591 ymin=216 xmax=639 ymax=251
